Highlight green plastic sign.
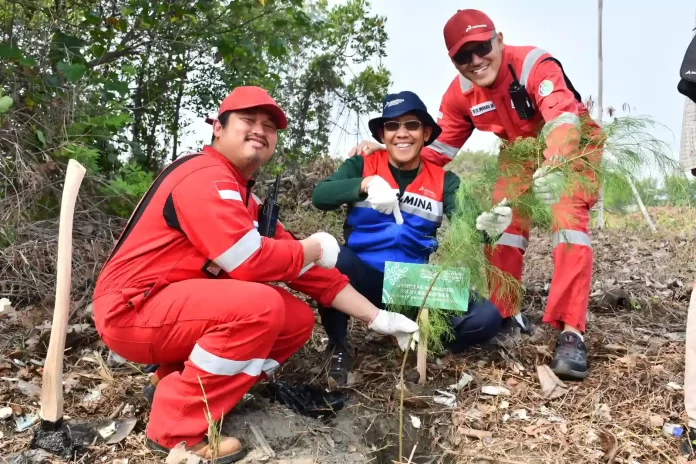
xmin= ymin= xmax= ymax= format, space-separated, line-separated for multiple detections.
xmin=381 ymin=261 xmax=470 ymax=312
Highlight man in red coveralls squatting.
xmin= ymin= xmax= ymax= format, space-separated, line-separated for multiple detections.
xmin=351 ymin=9 xmax=603 ymax=381
xmin=92 ymin=86 xmax=420 ymax=462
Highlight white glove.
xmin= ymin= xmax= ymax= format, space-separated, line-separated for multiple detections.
xmin=532 ymin=165 xmax=565 ymax=205
xmin=368 ymin=309 xmax=420 ymax=351
xmin=475 ymin=199 xmax=513 ymax=236
xmin=310 ymin=232 xmax=340 ymax=268
xmin=365 ymin=176 xmax=403 ymax=224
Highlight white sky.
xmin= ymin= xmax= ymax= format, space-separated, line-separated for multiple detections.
xmin=182 ymin=1 xmax=695 ymax=174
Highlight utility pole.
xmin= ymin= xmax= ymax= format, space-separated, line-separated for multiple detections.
xmin=596 ymin=0 xmax=605 ymax=229
xmin=595 ymin=0 xmax=655 ymax=232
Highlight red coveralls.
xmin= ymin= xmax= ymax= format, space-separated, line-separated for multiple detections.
xmin=93 ymin=145 xmax=349 ymax=448
xmin=422 ymin=45 xmax=603 ymax=333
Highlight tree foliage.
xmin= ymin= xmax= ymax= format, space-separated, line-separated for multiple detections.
xmin=1 ymin=0 xmax=390 ymax=216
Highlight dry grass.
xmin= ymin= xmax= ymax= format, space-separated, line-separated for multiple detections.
xmin=600 ymin=205 xmax=696 ymax=239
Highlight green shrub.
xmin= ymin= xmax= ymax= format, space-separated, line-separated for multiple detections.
xmin=101 ymin=163 xmax=154 ymax=217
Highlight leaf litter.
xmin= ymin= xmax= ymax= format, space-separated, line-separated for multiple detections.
xmin=0 ymin=211 xmax=693 ymax=463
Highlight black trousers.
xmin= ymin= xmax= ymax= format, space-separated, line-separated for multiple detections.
xmin=318 ymin=246 xmax=504 ymax=352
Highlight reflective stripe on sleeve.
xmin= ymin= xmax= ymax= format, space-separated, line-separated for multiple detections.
xmin=213 ymin=228 xmax=262 ymax=272
xmin=520 ymin=48 xmax=548 ymax=86
xmin=428 ymin=140 xmax=460 ymax=159
xmin=496 ymin=233 xmax=528 ymax=251
xmin=541 ymin=112 xmax=581 ymax=138
xmin=552 ymin=229 xmax=591 ymax=248
xmin=190 ymin=344 xmax=280 ymax=376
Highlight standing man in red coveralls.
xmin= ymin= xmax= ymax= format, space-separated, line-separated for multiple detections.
xmin=350 ymin=9 xmax=603 ymax=381
xmin=92 ymin=86 xmax=420 ymax=462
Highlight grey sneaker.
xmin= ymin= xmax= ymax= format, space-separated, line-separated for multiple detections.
xmin=550 ymin=331 xmax=588 ymax=380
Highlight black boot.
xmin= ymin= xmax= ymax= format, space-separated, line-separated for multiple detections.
xmin=488 ymin=313 xmax=532 ymax=347
xmin=502 ymin=313 xmax=532 ymax=335
xmin=550 ymin=331 xmax=588 ymax=380
xmin=326 ymin=343 xmax=350 ymax=387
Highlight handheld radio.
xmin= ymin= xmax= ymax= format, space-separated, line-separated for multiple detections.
xmin=258 ymin=173 xmax=281 ymax=238
xmin=508 ymin=64 xmax=536 ymax=120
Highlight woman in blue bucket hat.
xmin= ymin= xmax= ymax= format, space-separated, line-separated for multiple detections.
xmin=311 ymin=90 xmax=510 ymax=385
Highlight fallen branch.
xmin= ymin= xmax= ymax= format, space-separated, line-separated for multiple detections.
xmin=263 ymin=175 xmax=297 ymax=185
xmin=457 ymin=427 xmax=493 ymax=440
xmin=474 ymin=456 xmax=526 ymax=464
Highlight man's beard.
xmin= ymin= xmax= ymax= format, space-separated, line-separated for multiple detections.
xmin=240 ymin=152 xmax=261 ymax=174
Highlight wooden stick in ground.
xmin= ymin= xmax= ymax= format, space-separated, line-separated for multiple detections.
xmin=416 ymin=308 xmax=428 ymax=384
xmin=398 ymin=270 xmax=441 ymax=461
xmin=40 ymin=159 xmax=87 ymax=424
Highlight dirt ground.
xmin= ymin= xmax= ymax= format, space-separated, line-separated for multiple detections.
xmin=1 ymin=215 xmax=695 ymax=464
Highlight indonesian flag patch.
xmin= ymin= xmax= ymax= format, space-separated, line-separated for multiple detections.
xmin=214 ymin=181 xmax=241 ymax=201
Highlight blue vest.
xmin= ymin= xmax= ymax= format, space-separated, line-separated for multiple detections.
xmin=345 ymin=151 xmax=446 ymax=273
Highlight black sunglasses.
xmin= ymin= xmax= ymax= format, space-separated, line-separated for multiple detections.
xmin=383 ymin=119 xmax=422 ymax=132
xmin=453 ymin=39 xmax=494 ymax=66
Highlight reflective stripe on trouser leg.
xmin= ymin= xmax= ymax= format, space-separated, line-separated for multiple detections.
xmin=685 ymin=284 xmax=696 ymax=429
xmin=543 ymin=192 xmax=594 ymax=332
xmin=487 ymin=172 xmax=533 ymax=319
xmin=146 ymin=281 xmax=313 ymax=449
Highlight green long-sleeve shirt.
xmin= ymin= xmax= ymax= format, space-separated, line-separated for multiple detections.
xmin=311 ymin=155 xmax=462 ymax=218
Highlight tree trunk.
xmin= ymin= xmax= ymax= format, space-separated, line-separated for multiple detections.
xmin=288 ymin=78 xmax=315 ymax=183
xmin=5 ymin=3 xmax=15 ymax=44
xmin=171 ymin=54 xmax=188 ymax=162
xmin=146 ymin=51 xmax=172 ymax=169
xmin=131 ymin=44 xmax=151 ymax=146
xmin=628 ymin=176 xmax=657 ymax=232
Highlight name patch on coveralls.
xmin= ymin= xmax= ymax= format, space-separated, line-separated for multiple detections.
xmin=471 ymin=101 xmax=496 ymax=117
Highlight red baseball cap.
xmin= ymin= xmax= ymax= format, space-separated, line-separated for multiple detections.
xmin=443 ymin=9 xmax=496 ymax=58
xmin=205 ymin=86 xmax=288 ymax=130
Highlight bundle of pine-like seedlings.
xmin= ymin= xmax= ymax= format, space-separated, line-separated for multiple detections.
xmin=387 ymin=115 xmax=683 ymax=355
